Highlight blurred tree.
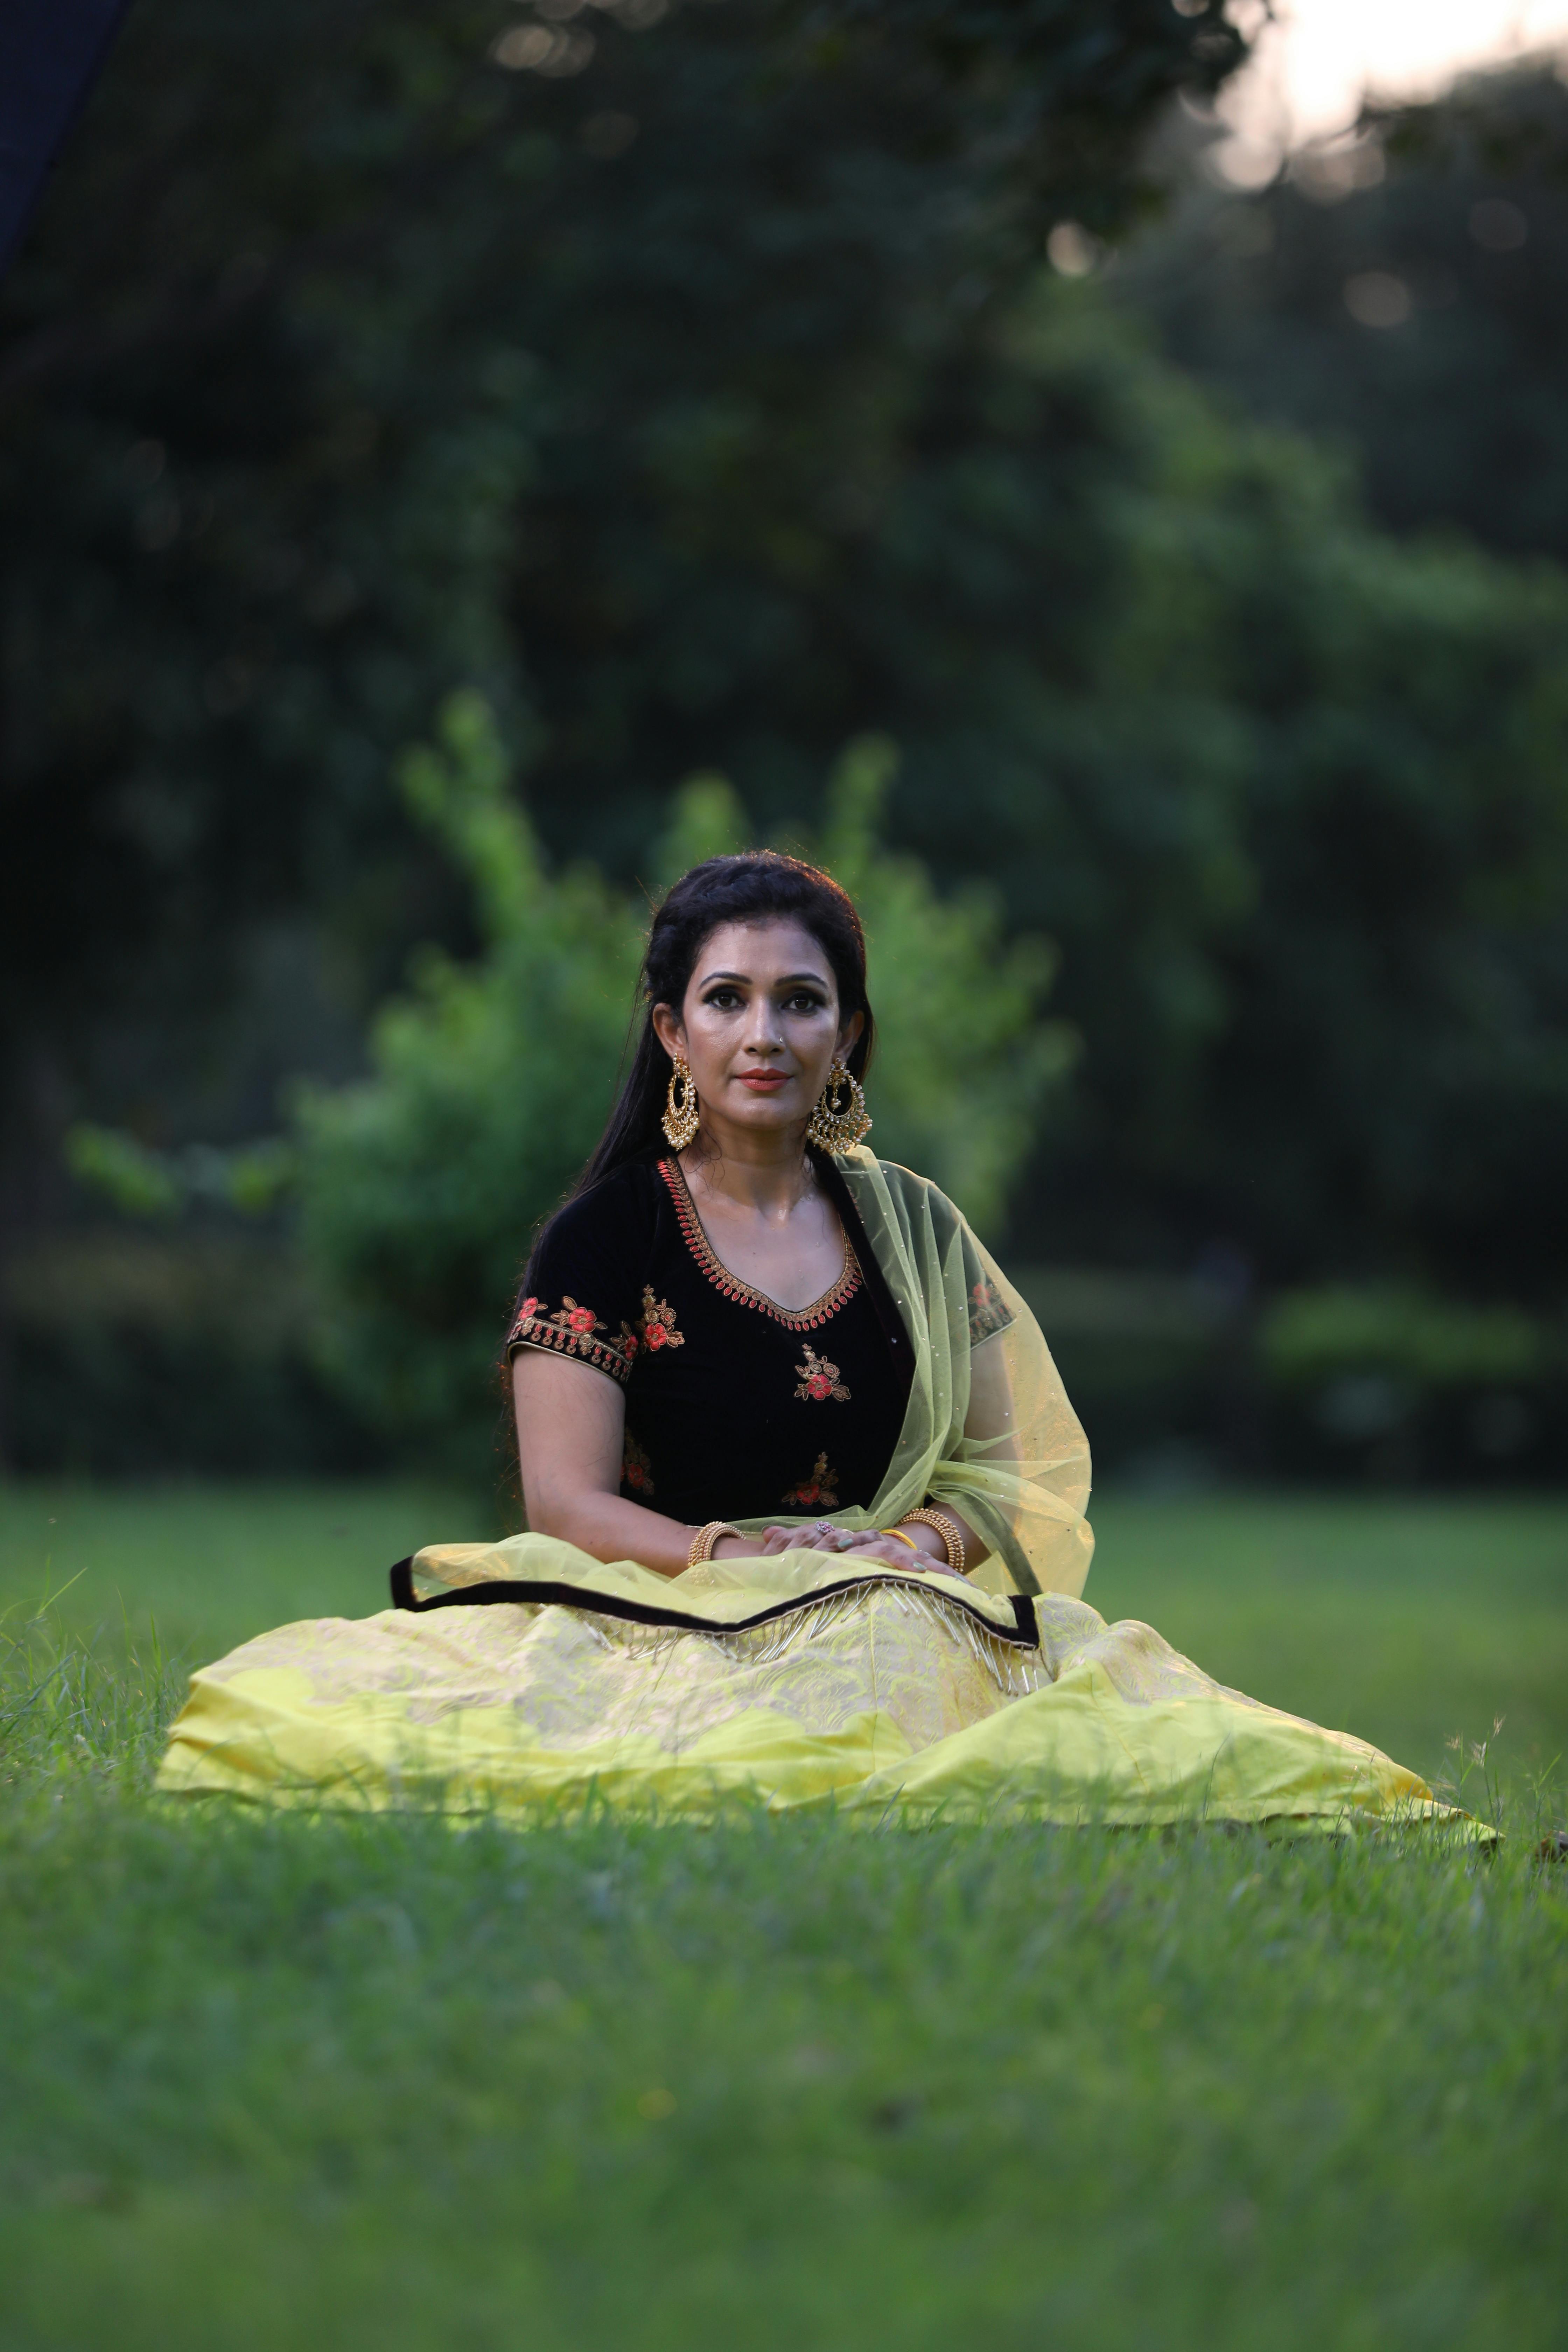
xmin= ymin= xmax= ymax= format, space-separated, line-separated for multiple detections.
xmin=794 ymin=735 xmax=1074 ymax=1229
xmin=0 ymin=0 xmax=1245 ymax=1460
xmin=1126 ymin=58 xmax=1568 ymax=562
xmin=1067 ymin=56 xmax=1568 ymax=1297
xmin=735 ymin=263 xmax=1568 ymax=1301
xmin=0 ymin=0 xmax=1235 ymax=1126
xmin=9 ymin=0 xmax=1568 ymax=1487
xmin=294 ymin=692 xmax=642 ymax=1473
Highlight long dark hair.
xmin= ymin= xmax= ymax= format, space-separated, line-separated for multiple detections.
xmin=578 ymin=849 xmax=876 ymax=1197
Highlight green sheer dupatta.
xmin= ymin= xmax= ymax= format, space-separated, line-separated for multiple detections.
xmin=735 ymin=1148 xmax=1094 ymax=1600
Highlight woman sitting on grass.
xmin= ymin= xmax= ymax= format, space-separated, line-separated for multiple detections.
xmin=160 ymin=854 xmax=1463 ymax=1832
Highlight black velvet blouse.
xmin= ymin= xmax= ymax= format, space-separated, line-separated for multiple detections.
xmin=506 ymin=1152 xmax=917 ymax=1528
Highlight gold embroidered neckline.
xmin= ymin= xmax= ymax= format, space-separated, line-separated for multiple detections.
xmin=658 ymin=1156 xmax=861 ymax=1332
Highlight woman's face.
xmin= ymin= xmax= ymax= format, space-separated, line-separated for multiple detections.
xmin=652 ymin=918 xmax=863 ymax=1140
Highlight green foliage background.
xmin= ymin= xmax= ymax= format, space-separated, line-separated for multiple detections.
xmin=4 ymin=3 xmax=1568 ymax=1476
xmin=1133 ymin=60 xmax=1568 ymax=567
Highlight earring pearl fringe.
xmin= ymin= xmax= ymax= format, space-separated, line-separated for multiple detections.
xmin=805 ymin=1057 xmax=872 ymax=1152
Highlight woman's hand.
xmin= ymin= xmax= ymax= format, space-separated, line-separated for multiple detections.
xmin=844 ymin=1531 xmax=954 ymax=1570
xmin=752 ymin=1522 xmax=841 ymax=1555
xmin=750 ymin=1522 xmax=962 ymax=1573
xmin=705 ymin=1525 xmax=896 ymax=1563
xmin=755 ymin=1520 xmax=868 ymax=1558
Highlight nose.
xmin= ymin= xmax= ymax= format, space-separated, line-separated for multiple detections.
xmin=741 ymin=997 xmax=785 ymax=1057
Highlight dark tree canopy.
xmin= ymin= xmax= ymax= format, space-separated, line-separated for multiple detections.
xmin=0 ymin=0 xmax=1240 ymax=1149
xmin=1129 ymin=59 xmax=1568 ymax=563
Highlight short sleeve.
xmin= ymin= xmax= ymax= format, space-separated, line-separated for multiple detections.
xmin=505 ymin=1173 xmax=650 ymax=1388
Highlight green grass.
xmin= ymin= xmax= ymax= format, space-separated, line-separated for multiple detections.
xmin=1 ymin=1480 xmax=1565 ymax=2351
xmin=1088 ymin=1491 xmax=1568 ymax=1794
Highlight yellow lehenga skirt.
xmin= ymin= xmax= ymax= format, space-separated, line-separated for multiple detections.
xmin=156 ymin=1536 xmax=1462 ymax=1832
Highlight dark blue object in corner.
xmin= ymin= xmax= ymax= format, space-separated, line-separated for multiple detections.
xmin=0 ymin=0 xmax=134 ymax=271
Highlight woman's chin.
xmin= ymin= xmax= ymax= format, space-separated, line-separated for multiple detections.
xmin=714 ymin=1090 xmax=807 ymax=1132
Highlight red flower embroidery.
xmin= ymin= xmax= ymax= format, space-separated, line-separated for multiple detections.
xmin=794 ymin=1344 xmax=849 ymax=1404
xmin=639 ymin=1289 xmax=684 ymax=1352
xmin=510 ymin=1293 xmax=631 ymax=1384
xmin=782 ymin=1452 xmax=840 ymax=1508
xmin=544 ymin=1295 xmax=607 ymax=1345
xmin=968 ymin=1277 xmax=1013 ymax=1344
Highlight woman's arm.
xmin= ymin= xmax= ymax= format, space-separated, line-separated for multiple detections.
xmin=843 ymin=1505 xmax=986 ymax=1576
xmin=965 ymin=1329 xmax=1020 ymax=1463
xmin=915 ymin=1331 xmax=1020 ymax=1574
xmin=512 ymin=1348 xmax=987 ymax=1580
xmin=513 ymin=1351 xmax=726 ymax=1577
xmin=846 ymin=1334 xmax=1017 ymax=1575
xmin=514 ymin=1352 xmax=847 ymax=1577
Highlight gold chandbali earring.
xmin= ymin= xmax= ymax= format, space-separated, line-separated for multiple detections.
xmin=806 ymin=1056 xmax=872 ymax=1152
xmin=662 ymin=1052 xmax=700 ymax=1149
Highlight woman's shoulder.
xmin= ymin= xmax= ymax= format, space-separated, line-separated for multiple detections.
xmin=528 ymin=1156 xmax=662 ymax=1271
xmin=836 ymin=1147 xmax=967 ymax=1239
xmin=834 ymin=1149 xmax=1012 ymax=1339
xmin=559 ymin=1153 xmax=663 ymax=1220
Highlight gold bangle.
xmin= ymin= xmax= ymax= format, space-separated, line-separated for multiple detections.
xmin=878 ymin=1527 xmax=920 ymax=1552
xmin=687 ymin=1520 xmax=742 ymax=1568
xmin=898 ymin=1506 xmax=966 ymax=1576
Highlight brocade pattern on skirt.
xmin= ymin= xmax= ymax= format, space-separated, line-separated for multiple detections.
xmin=156 ymin=1542 xmax=1469 ymax=1833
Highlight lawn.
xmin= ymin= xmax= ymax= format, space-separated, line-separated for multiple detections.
xmin=1 ymin=1480 xmax=1565 ymax=2351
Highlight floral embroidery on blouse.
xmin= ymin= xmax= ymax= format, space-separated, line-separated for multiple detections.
xmin=782 ymin=1451 xmax=839 ymax=1509
xmin=794 ymin=1344 xmax=850 ymax=1404
xmin=622 ymin=1431 xmax=656 ymax=1497
xmin=638 ymin=1288 xmax=685 ymax=1353
xmin=968 ymin=1279 xmax=1015 ymax=1347
xmin=554 ymin=1296 xmax=602 ymax=1339
xmin=507 ymin=1294 xmax=636 ymax=1385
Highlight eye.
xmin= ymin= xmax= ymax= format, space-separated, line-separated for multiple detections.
xmin=785 ymin=991 xmax=828 ymax=1014
xmin=703 ymin=987 xmax=743 ymax=1011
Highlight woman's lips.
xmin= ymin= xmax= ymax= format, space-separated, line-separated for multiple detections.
xmin=738 ymin=1071 xmax=790 ymax=1091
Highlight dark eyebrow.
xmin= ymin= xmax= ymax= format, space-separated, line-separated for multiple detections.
xmin=697 ymin=968 xmax=832 ymax=989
